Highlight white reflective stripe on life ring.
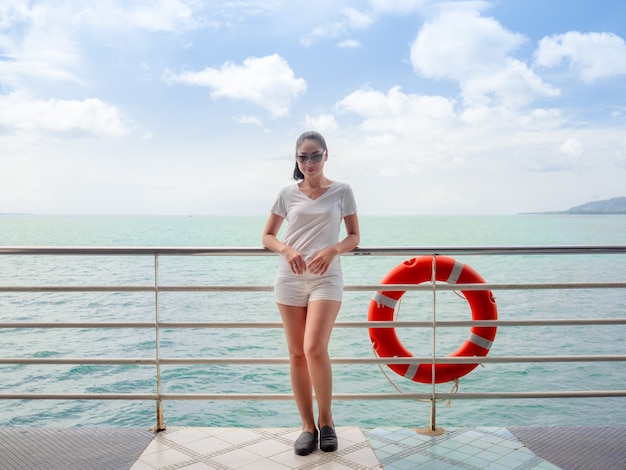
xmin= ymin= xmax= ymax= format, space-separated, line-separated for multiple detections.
xmin=446 ymin=260 xmax=464 ymax=284
xmin=467 ymin=332 xmax=493 ymax=350
xmin=372 ymin=291 xmax=398 ymax=309
xmin=403 ymin=362 xmax=419 ymax=380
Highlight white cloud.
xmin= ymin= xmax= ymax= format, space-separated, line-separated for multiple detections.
xmin=616 ymin=137 xmax=626 ymax=168
xmin=163 ymin=54 xmax=306 ymax=117
xmin=367 ymin=0 xmax=427 ymax=14
xmin=460 ymin=105 xmax=563 ymax=130
xmin=0 ymin=2 xmax=81 ymax=88
xmin=332 ymin=82 xmax=591 ymax=180
xmin=125 ymin=0 xmax=206 ymax=32
xmin=344 ymin=7 xmax=376 ymax=28
xmin=300 ymin=7 xmax=375 ymax=46
xmin=558 ymin=138 xmax=584 ymax=157
xmin=534 ymin=31 xmax=626 ymax=83
xmin=411 ymin=10 xmax=526 ymax=80
xmin=368 ymin=0 xmax=491 ymax=15
xmin=410 ymin=9 xmax=559 ymax=109
xmin=0 ymin=0 xmax=216 ymax=91
xmin=337 ymin=86 xmax=456 ymax=137
xmin=518 ymin=136 xmax=588 ymax=172
xmin=304 ymin=114 xmax=338 ymax=132
xmin=236 ymin=115 xmax=262 ymax=126
xmin=73 ymin=0 xmax=209 ymax=33
xmin=338 ymin=39 xmax=361 ymax=48
xmin=461 ymin=59 xmax=560 ymax=108
xmin=0 ymin=92 xmax=132 ymax=138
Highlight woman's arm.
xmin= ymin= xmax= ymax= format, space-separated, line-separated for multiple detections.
xmin=262 ymin=212 xmax=286 ymax=253
xmin=262 ymin=212 xmax=307 ymax=274
xmin=337 ymin=213 xmax=360 ymax=253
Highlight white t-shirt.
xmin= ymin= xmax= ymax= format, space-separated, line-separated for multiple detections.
xmin=271 ymin=181 xmax=357 ymax=276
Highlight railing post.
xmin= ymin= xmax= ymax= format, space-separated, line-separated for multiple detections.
xmin=154 ymin=253 xmax=166 ymax=431
xmin=430 ymin=254 xmax=437 ymax=432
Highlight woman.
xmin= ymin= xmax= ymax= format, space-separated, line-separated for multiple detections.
xmin=262 ymin=131 xmax=360 ymax=456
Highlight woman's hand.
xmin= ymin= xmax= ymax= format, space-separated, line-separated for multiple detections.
xmin=308 ymin=246 xmax=338 ymax=275
xmin=284 ymin=248 xmax=307 ymax=275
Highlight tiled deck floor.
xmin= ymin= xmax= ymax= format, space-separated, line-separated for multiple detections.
xmin=1 ymin=426 xmax=625 ymax=469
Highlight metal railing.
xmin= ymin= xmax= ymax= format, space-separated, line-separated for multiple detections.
xmin=1 ymin=245 xmax=626 ymax=432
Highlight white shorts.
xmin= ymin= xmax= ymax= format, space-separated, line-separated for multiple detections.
xmin=274 ymin=273 xmax=343 ymax=307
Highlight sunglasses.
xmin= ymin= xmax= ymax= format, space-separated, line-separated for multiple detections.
xmin=296 ymin=151 xmax=326 ymax=164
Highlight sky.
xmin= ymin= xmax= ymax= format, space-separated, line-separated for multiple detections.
xmin=1 ymin=0 xmax=626 ymax=216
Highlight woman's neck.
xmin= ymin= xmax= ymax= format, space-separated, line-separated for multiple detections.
xmin=302 ymin=175 xmax=329 ymax=189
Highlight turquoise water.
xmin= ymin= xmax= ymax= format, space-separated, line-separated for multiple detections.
xmin=0 ymin=215 xmax=625 ymax=429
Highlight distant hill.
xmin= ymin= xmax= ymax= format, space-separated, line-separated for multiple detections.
xmin=563 ymin=197 xmax=626 ymax=214
xmin=524 ymin=196 xmax=626 ymax=215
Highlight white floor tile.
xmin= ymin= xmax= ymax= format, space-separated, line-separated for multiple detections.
xmin=239 ymin=458 xmax=292 ymax=470
xmin=245 ymin=438 xmax=293 ymax=457
xmin=211 ymin=448 xmax=264 ymax=468
xmin=217 ymin=428 xmax=264 ymax=445
xmin=129 ymin=461 xmax=157 ymax=470
xmin=337 ymin=426 xmax=368 ymax=443
xmin=184 ymin=436 xmax=233 ymax=454
xmin=342 ymin=446 xmax=382 ymax=467
xmin=137 ymin=447 xmax=191 ymax=468
xmin=269 ymin=448 xmax=325 ymax=468
xmin=179 ymin=463 xmax=214 ymax=470
xmin=163 ymin=428 xmax=212 ymax=445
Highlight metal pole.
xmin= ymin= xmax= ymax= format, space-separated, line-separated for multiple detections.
xmin=154 ymin=254 xmax=166 ymax=431
xmin=430 ymin=255 xmax=437 ymax=432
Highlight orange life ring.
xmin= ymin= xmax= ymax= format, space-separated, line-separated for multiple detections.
xmin=368 ymin=256 xmax=497 ymax=384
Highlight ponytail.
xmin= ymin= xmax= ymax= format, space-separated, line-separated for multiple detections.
xmin=293 ymin=162 xmax=305 ymax=180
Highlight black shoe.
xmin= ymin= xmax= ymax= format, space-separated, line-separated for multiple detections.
xmin=319 ymin=425 xmax=338 ymax=452
xmin=294 ymin=429 xmax=318 ymax=456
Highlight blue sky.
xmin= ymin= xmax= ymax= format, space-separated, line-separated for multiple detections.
xmin=1 ymin=0 xmax=626 ymax=216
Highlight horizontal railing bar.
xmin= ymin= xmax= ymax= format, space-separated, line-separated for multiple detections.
xmin=0 ymin=286 xmax=271 ymax=293
xmin=426 ymin=391 xmax=626 ymax=399
xmin=0 ymin=358 xmax=156 ymax=365
xmin=158 ymin=356 xmax=626 ymax=365
xmin=1 ymin=245 xmax=626 ymax=256
xmin=2 ymin=319 xmax=625 ymax=330
xmin=353 ymin=246 xmax=626 ymax=256
xmin=0 ymin=286 xmax=156 ymax=293
xmin=0 ymin=322 xmax=156 ymax=329
xmin=0 ymin=393 xmax=158 ymax=400
xmin=348 ymin=282 xmax=626 ymax=291
xmin=360 ymin=319 xmax=626 ymax=327
xmin=2 ymin=390 xmax=625 ymax=401
xmin=348 ymin=319 xmax=626 ymax=327
xmin=394 ymin=355 xmax=626 ymax=364
xmin=2 ymin=282 xmax=625 ymax=293
xmin=157 ymin=318 xmax=626 ymax=328
xmin=2 ymin=355 xmax=625 ymax=366
xmin=166 ymin=390 xmax=626 ymax=400
xmin=158 ymin=391 xmax=626 ymax=400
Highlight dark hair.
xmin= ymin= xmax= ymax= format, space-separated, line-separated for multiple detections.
xmin=292 ymin=131 xmax=328 ymax=180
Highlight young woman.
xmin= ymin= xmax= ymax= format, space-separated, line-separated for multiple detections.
xmin=262 ymin=131 xmax=360 ymax=455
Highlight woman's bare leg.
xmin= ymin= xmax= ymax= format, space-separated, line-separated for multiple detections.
xmin=278 ymin=303 xmax=316 ymax=433
xmin=279 ymin=300 xmax=340 ymax=431
xmin=303 ymin=300 xmax=341 ymax=428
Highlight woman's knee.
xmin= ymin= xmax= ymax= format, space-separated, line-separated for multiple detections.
xmin=304 ymin=342 xmax=328 ymax=362
xmin=289 ymin=349 xmax=307 ymax=364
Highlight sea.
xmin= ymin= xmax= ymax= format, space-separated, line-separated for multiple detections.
xmin=0 ymin=215 xmax=625 ymax=430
